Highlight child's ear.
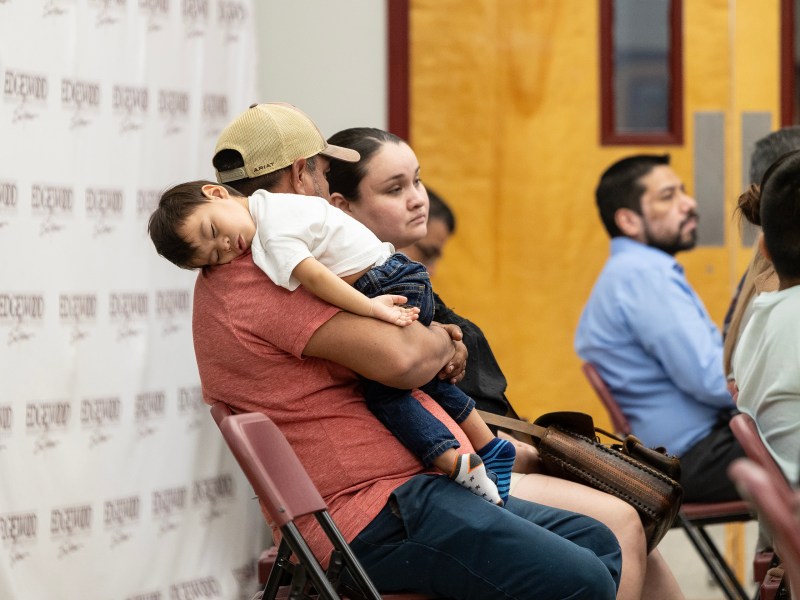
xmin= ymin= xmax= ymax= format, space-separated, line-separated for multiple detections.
xmin=329 ymin=192 xmax=353 ymax=214
xmin=201 ymin=184 xmax=231 ymax=201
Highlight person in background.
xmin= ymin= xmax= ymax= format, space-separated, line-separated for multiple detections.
xmin=722 ymin=127 xmax=800 ymax=386
xmin=732 ymin=149 xmax=800 ymax=485
xmin=401 ymin=187 xmax=454 ymax=277
xmin=329 ymin=128 xmax=684 ymax=600
xmin=575 ymin=154 xmax=744 ymax=503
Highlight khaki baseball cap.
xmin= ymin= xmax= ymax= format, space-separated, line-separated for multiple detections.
xmin=214 ymin=102 xmax=360 ymax=183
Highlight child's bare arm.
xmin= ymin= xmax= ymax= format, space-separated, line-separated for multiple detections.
xmin=292 ymin=257 xmax=420 ymax=326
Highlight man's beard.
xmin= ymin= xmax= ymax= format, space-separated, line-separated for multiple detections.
xmin=644 ymin=213 xmax=698 ymax=255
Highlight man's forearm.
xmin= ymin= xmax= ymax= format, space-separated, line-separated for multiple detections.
xmin=303 ymin=311 xmax=455 ymax=388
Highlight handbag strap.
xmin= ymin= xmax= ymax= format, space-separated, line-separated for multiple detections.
xmin=476 ymin=410 xmax=548 ymax=441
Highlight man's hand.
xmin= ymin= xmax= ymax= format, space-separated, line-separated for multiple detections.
xmin=432 ymin=322 xmax=467 ymax=384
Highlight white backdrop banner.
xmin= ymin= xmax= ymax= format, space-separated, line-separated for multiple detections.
xmin=0 ymin=1 xmax=267 ymax=599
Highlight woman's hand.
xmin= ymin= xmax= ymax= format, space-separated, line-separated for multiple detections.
xmin=432 ymin=322 xmax=467 ymax=384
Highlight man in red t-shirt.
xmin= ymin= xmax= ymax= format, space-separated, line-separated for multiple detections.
xmin=185 ymin=103 xmax=622 ymax=599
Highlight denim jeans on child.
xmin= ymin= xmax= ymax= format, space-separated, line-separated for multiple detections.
xmin=354 ymin=253 xmax=476 ymax=466
xmin=350 ymin=474 xmax=622 ymax=599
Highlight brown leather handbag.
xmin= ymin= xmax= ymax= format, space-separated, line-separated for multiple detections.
xmin=478 ymin=410 xmax=683 ymax=553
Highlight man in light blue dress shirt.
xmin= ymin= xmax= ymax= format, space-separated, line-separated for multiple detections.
xmin=575 ymin=154 xmax=744 ymax=502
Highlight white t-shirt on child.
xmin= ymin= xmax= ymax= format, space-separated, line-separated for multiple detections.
xmin=247 ymin=189 xmax=395 ymax=291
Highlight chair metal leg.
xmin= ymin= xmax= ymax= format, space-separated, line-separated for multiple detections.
xmin=317 ymin=511 xmax=383 ymax=600
xmin=678 ymin=514 xmax=749 ymax=600
xmin=282 ymin=522 xmax=341 ymax=600
xmin=261 ymin=539 xmax=291 ymax=600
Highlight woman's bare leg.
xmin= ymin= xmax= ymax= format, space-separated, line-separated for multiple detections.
xmin=510 ymin=472 xmax=684 ymax=600
xmin=640 ymin=549 xmax=686 ymax=600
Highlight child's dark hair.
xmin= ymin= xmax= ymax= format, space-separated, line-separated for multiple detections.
xmin=758 ymin=149 xmax=800 ymax=279
xmin=148 ymin=180 xmax=237 ymax=269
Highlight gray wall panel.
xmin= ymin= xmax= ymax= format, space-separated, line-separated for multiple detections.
xmin=694 ymin=112 xmax=725 ymax=247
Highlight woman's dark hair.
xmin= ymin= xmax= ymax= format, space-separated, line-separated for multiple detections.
xmin=758 ymin=149 xmax=800 ymax=279
xmin=735 ymin=184 xmax=762 ymax=227
xmin=326 ymin=128 xmax=405 ymax=201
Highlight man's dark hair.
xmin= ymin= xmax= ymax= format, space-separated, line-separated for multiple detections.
xmin=759 ymin=149 xmax=800 ymax=279
xmin=426 ymin=187 xmax=456 ymax=234
xmin=595 ymin=154 xmax=671 ymax=238
xmin=147 ymin=180 xmax=239 ymax=269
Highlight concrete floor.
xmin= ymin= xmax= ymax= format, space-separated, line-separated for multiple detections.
xmin=657 ymin=520 xmax=759 ymax=600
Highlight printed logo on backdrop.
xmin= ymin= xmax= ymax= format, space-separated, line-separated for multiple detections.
xmin=170 ymin=576 xmax=221 ymax=600
xmin=31 ymin=182 xmax=74 ymax=236
xmin=50 ymin=503 xmax=91 ymax=558
xmin=3 ymin=68 xmax=48 ymax=123
xmin=182 ymin=0 xmax=209 ymax=38
xmin=80 ymin=395 xmax=121 ymax=447
xmin=26 ymin=399 xmax=71 ymax=454
xmin=152 ymin=485 xmax=188 ymax=536
xmin=61 ymin=77 xmax=101 ymax=129
xmin=103 ymin=494 xmax=140 ymax=548
xmin=89 ymin=0 xmax=126 ymax=26
xmin=158 ymin=89 xmax=189 ymax=136
xmin=60 ymin=293 xmax=98 ymax=343
xmin=178 ymin=385 xmax=203 ymax=431
xmin=43 ymin=0 xmax=76 ymax=17
xmin=126 ymin=591 xmax=162 ymax=600
xmin=0 ymin=510 xmax=38 ymax=567
xmin=135 ymin=389 xmax=166 ymax=438
xmin=0 ymin=292 xmax=45 ymax=346
xmin=217 ymin=1 xmax=247 ymax=44
xmin=112 ymin=84 xmax=148 ymax=133
xmin=193 ymin=473 xmax=235 ymax=523
xmin=139 ymin=0 xmax=169 ymax=32
xmin=202 ymin=94 xmax=229 ymax=138
xmin=232 ymin=560 xmax=256 ymax=600
xmin=85 ymin=187 xmax=124 ymax=237
xmin=109 ymin=291 xmax=148 ymax=340
xmin=137 ymin=188 xmax=160 ymax=232
xmin=0 ymin=404 xmax=12 ymax=451
xmin=156 ymin=289 xmax=190 ymax=335
xmin=0 ymin=180 xmax=18 ymax=230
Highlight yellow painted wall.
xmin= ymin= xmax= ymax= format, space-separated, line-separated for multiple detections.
xmin=410 ymin=0 xmax=780 ymax=425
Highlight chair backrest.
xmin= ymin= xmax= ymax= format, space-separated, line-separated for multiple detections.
xmin=581 ymin=362 xmax=632 ymax=436
xmin=729 ymin=413 xmax=792 ymax=494
xmin=210 ymin=401 xmax=233 ymax=426
xmin=218 ymin=412 xmax=327 ymax=528
xmin=210 ymin=403 xmax=432 ymax=600
xmin=728 ymin=459 xmax=800 ymax=594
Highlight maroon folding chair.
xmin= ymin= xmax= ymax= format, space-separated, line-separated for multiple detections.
xmin=581 ymin=363 xmax=754 ymax=600
xmin=729 ymin=459 xmax=800 ymax=599
xmin=210 ymin=403 xmax=280 ymax=588
xmin=210 ymin=402 xmax=432 ymax=599
xmin=729 ymin=413 xmax=792 ymax=495
xmin=730 ymin=412 xmax=794 ymax=596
